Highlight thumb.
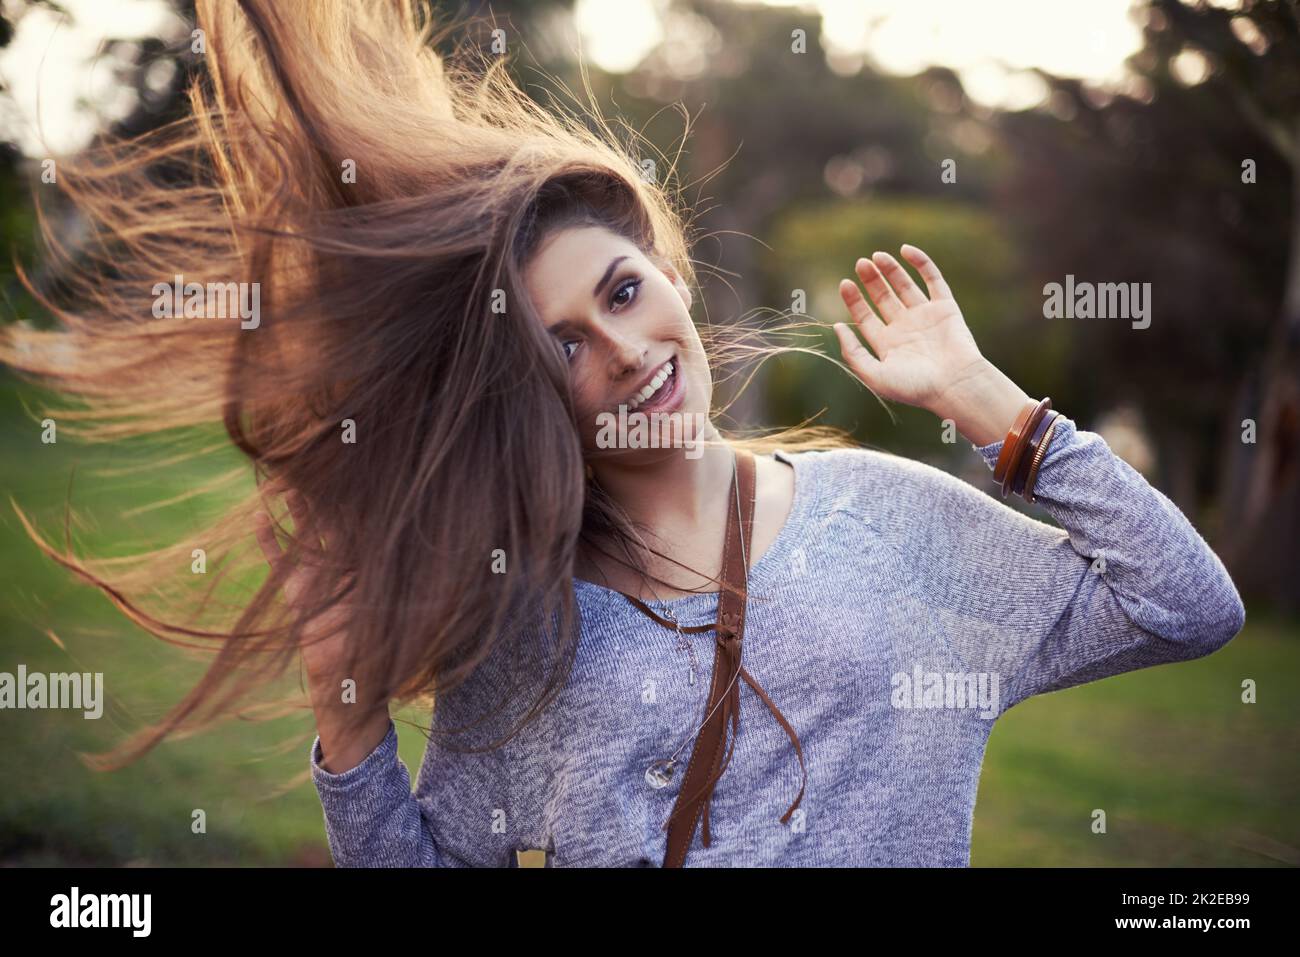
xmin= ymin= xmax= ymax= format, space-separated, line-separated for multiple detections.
xmin=834 ymin=323 xmax=885 ymax=391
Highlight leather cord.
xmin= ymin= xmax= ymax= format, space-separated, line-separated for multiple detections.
xmin=616 ymin=448 xmax=807 ymax=867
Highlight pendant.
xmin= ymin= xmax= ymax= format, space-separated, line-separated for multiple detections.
xmin=645 ymin=759 xmax=675 ymax=789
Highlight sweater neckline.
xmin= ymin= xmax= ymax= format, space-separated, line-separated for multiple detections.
xmin=571 ymin=448 xmax=818 ymax=619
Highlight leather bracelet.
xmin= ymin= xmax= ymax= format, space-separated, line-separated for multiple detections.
xmin=1023 ymin=411 xmax=1061 ymax=504
xmin=1001 ymin=397 xmax=1051 ymax=499
xmin=1012 ymin=407 xmax=1054 ymax=498
xmin=992 ymin=399 xmax=1038 ymax=487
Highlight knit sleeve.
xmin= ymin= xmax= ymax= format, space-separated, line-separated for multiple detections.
xmin=309 ymin=718 xmax=450 ymax=867
xmin=900 ymin=414 xmax=1245 ymax=717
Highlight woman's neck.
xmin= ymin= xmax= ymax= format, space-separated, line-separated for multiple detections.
xmin=591 ymin=438 xmax=735 ymax=531
xmin=579 ymin=438 xmax=737 ymax=598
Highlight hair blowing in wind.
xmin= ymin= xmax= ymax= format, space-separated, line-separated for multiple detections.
xmin=1 ymin=0 xmax=854 ymax=770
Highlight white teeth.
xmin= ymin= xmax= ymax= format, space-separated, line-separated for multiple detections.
xmin=626 ymin=360 xmax=674 ymax=411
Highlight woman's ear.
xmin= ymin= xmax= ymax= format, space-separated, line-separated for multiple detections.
xmin=663 ymin=263 xmax=692 ymax=311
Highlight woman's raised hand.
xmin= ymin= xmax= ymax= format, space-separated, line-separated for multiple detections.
xmin=253 ymin=493 xmax=354 ymax=697
xmin=255 ymin=494 xmax=392 ymax=773
xmin=833 ymin=245 xmax=990 ymax=415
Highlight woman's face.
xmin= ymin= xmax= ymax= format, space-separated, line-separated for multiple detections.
xmin=523 ymin=225 xmax=711 ymax=460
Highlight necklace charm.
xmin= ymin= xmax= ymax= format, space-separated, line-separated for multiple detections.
xmin=680 ymin=624 xmax=696 ymax=685
xmin=661 ymin=605 xmax=698 ymax=685
xmin=645 ymin=758 xmax=675 ymax=789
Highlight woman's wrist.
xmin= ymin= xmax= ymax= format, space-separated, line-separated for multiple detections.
xmin=928 ymin=359 xmax=1032 ymax=448
xmin=315 ymin=706 xmax=392 ymax=775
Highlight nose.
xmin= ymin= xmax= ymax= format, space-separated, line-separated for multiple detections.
xmin=610 ymin=345 xmax=646 ymax=384
xmin=590 ymin=321 xmax=647 ymax=383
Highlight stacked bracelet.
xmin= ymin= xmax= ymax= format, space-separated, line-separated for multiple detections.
xmin=992 ymin=396 xmax=1059 ymax=502
xmin=992 ymin=398 xmax=1039 ymax=491
xmin=997 ymin=397 xmax=1051 ymax=498
xmin=1012 ymin=408 xmax=1057 ymax=497
xmin=1023 ymin=412 xmax=1061 ymax=503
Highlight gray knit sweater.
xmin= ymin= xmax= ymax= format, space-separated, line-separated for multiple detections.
xmin=309 ymin=415 xmax=1245 ymax=866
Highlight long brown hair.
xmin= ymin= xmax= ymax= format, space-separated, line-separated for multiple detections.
xmin=0 ymin=0 xmax=860 ymax=768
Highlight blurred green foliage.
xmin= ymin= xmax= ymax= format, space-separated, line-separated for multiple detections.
xmin=759 ymin=196 xmax=1066 ymax=467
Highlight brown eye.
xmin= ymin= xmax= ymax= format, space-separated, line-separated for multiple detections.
xmin=611 ymin=277 xmax=642 ymax=310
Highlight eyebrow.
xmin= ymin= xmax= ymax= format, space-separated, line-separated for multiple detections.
xmin=547 ymin=256 xmax=631 ymax=334
xmin=593 ymin=256 xmax=630 ymax=297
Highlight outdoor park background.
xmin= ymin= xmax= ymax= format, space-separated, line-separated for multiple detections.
xmin=0 ymin=0 xmax=1296 ymax=866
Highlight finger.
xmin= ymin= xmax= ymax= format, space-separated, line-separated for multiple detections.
xmin=838 ymin=279 xmax=888 ymax=353
xmin=286 ymin=490 xmax=331 ymax=553
xmin=834 ymin=322 xmax=885 ymax=391
xmin=899 ymin=244 xmax=952 ymax=300
xmin=871 ymin=251 xmax=927 ymax=308
xmin=285 ymin=490 xmax=309 ymax=533
xmin=253 ymin=510 xmax=283 ymax=568
xmin=853 ymin=257 xmax=906 ymax=323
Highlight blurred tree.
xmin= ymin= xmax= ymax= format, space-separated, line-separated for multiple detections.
xmin=0 ymin=0 xmax=200 ymax=323
xmin=1151 ymin=0 xmax=1300 ymax=610
xmin=996 ymin=0 xmax=1298 ymax=611
xmin=759 ymin=196 xmax=1043 ymax=474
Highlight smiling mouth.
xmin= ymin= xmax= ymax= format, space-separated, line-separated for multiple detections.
xmin=623 ymin=356 xmax=678 ymax=413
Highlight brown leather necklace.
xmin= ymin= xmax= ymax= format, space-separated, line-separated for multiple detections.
xmin=616 ymin=446 xmax=808 ymax=867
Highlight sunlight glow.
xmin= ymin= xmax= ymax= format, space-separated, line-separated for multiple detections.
xmin=0 ymin=0 xmax=1168 ymax=159
xmin=578 ymin=0 xmax=1149 ymax=110
xmin=0 ymin=0 xmax=182 ymax=156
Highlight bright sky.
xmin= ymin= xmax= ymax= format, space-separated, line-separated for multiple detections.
xmin=0 ymin=0 xmax=181 ymax=155
xmin=0 ymin=0 xmax=1182 ymax=156
xmin=575 ymin=0 xmax=1149 ymax=108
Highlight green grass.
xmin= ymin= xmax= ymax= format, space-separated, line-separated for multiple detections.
xmin=1 ymin=373 xmax=1296 ymax=866
xmin=0 ymin=374 xmax=341 ymax=865
xmin=974 ymin=612 xmax=1299 ymax=866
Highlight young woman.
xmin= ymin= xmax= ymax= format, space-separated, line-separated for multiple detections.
xmin=3 ymin=1 xmax=1243 ymax=867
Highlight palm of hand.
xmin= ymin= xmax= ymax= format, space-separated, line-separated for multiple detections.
xmin=834 ymin=245 xmax=986 ymax=412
